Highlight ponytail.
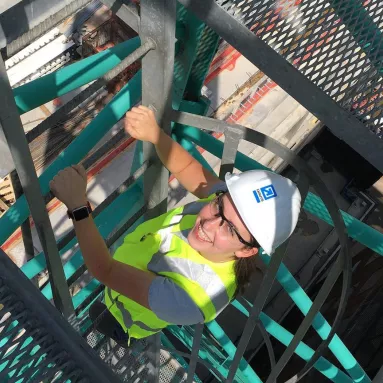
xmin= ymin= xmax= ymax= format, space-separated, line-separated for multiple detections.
xmin=233 ymin=256 xmax=258 ymax=297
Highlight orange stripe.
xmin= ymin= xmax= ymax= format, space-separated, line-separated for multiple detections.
xmin=86 ymin=137 xmax=135 ymax=179
xmin=205 ymin=50 xmax=242 ymax=84
xmin=210 ymin=46 xmax=236 ymax=67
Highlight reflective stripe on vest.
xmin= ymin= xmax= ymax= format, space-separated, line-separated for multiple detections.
xmin=106 ymin=287 xmax=162 ymax=333
xmin=148 ymin=212 xmax=231 ymax=318
xmin=106 ymin=196 xmax=235 ymax=338
xmin=147 ymin=253 xmax=230 ymax=317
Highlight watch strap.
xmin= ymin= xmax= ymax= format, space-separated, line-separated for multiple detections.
xmin=67 ymin=202 xmax=92 ymax=221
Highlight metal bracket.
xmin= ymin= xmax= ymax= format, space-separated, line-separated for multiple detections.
xmin=100 ymin=0 xmax=140 ymax=33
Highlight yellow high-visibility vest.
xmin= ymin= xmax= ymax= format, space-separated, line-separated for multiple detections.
xmin=105 ymin=195 xmax=237 ymax=340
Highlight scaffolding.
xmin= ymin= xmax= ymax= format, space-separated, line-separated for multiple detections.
xmin=0 ymin=0 xmax=382 ymax=382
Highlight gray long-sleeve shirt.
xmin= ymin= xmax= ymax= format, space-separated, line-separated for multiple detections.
xmin=148 ymin=183 xmax=227 ymax=325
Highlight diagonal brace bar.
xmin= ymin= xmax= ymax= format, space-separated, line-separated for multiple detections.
xmin=0 ymin=56 xmax=74 ymax=318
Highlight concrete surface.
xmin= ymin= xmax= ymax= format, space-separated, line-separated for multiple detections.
xmin=204 ymin=55 xmax=258 ymax=116
xmin=0 ymin=0 xmax=21 ymax=15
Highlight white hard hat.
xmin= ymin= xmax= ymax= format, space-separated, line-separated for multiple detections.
xmin=225 ymin=170 xmax=301 ymax=255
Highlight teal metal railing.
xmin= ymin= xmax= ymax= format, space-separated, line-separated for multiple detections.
xmin=0 ymin=0 xmax=382 ymax=382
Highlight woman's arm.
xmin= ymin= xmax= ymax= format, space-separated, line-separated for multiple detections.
xmin=125 ymin=106 xmax=220 ymax=198
xmin=50 ymin=165 xmax=155 ymax=309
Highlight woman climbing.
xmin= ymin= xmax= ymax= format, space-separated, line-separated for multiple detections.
xmin=50 ymin=106 xmax=301 ymax=344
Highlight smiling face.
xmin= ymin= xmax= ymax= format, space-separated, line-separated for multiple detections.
xmin=187 ymin=193 xmax=259 ymax=263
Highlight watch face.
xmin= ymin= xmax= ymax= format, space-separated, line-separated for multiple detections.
xmin=72 ymin=206 xmax=90 ymax=221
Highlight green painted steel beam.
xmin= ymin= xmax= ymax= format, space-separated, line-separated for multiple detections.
xmin=13 ymin=37 xmax=140 ymax=114
xmin=172 ymin=9 xmax=206 ymax=110
xmin=231 ymin=300 xmax=353 ymax=383
xmin=0 ymin=71 xmax=142 ymax=245
xmin=73 ymin=278 xmax=101 ymax=309
xmin=205 ymin=321 xmax=262 ymax=383
xmin=168 ymin=324 xmax=258 ymax=382
xmin=258 ymin=256 xmax=370 ymax=383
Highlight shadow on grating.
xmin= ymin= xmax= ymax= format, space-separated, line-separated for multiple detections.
xmin=81 ymin=302 xmax=193 ymax=383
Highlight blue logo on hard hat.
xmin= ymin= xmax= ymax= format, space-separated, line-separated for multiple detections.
xmin=253 ymin=185 xmax=277 ymax=203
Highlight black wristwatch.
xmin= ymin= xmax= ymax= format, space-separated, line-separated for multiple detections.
xmin=67 ymin=202 xmax=92 ymax=221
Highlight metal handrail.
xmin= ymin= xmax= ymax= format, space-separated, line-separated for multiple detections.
xmin=170 ymin=110 xmax=353 ymax=382
xmin=0 ymin=54 xmax=74 ymax=318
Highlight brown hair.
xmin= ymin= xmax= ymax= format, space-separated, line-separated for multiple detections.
xmin=234 ymin=257 xmax=258 ymax=297
xmin=233 ymin=237 xmax=259 ymax=297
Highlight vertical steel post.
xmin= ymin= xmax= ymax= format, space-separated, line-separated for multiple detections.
xmin=0 ymin=57 xmax=74 ymax=318
xmin=140 ymin=0 xmax=176 ymax=219
xmin=140 ymin=0 xmax=176 ymax=381
xmin=9 ymin=170 xmax=35 ymax=262
xmin=186 ymin=323 xmax=204 ymax=383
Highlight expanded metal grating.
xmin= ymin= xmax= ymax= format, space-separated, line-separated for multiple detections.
xmin=217 ymin=0 xmax=383 ymax=137
xmin=0 ymin=249 xmax=192 ymax=383
xmin=0 ymin=249 xmax=124 ymax=383
xmin=81 ymin=304 xmax=192 ymax=383
xmin=0 ymin=282 xmax=95 ymax=382
xmin=87 ymin=333 xmax=152 ymax=382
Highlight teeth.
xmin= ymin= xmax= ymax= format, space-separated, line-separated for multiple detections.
xmin=198 ymin=224 xmax=211 ymax=242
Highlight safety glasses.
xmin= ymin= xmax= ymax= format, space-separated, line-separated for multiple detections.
xmin=209 ymin=191 xmax=258 ymax=248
